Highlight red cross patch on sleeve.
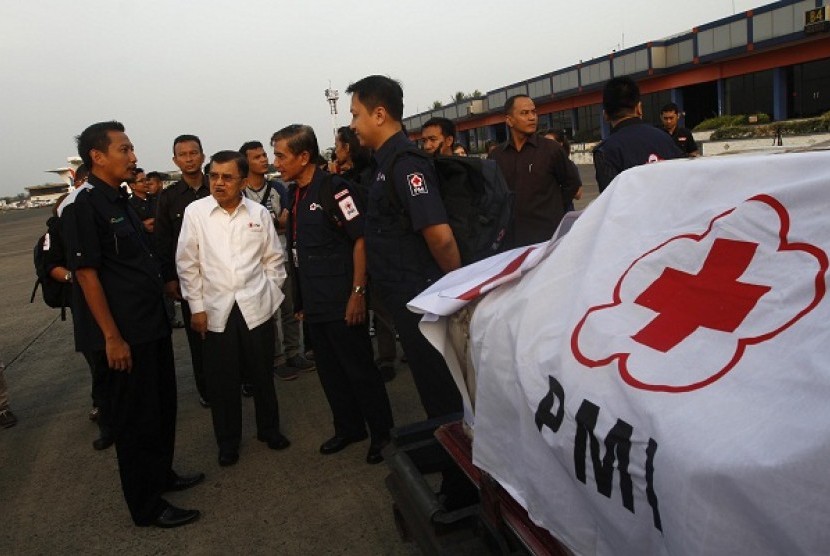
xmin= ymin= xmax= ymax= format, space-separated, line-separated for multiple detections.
xmin=407 ymin=173 xmax=428 ymax=196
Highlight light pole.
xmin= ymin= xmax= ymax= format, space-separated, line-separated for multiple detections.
xmin=325 ymin=84 xmax=339 ymax=143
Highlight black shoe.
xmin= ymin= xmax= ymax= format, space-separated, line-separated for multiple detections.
xmin=319 ymin=433 xmax=368 ymax=455
xmin=366 ymin=439 xmax=390 ymax=465
xmin=241 ymin=384 xmax=254 ymax=398
xmin=257 ymin=433 xmax=291 ymax=450
xmin=153 ymin=504 xmax=200 ymax=528
xmin=166 ymin=472 xmax=205 ymax=492
xmin=92 ymin=436 xmax=114 ymax=451
xmin=218 ymin=451 xmax=239 ymax=467
xmin=0 ymin=409 xmax=18 ymax=429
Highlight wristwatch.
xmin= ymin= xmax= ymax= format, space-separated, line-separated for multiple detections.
xmin=352 ymin=285 xmax=366 ymax=296
xmin=64 ymin=271 xmax=72 ymax=283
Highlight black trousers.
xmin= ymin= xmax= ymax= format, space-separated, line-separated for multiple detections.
xmin=181 ymin=300 xmax=207 ymax=401
xmin=94 ymin=336 xmax=177 ymax=526
xmin=376 ymin=286 xmax=462 ymax=419
xmin=309 ymin=320 xmax=393 ymax=440
xmin=370 ymin=294 xmax=397 ymax=364
xmin=203 ymin=304 xmax=280 ymax=453
xmin=82 ymin=349 xmax=112 ymax=436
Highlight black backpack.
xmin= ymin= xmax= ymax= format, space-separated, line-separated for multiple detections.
xmin=388 ymin=150 xmax=513 ymax=265
xmin=30 ymin=220 xmax=71 ymax=320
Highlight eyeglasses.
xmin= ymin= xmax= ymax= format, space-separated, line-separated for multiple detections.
xmin=208 ymin=173 xmax=242 ymax=183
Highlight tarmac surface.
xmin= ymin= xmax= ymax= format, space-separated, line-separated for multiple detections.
xmin=0 ymin=167 xmax=598 ymax=555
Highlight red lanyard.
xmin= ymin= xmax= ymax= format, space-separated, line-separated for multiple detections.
xmin=292 ymin=184 xmax=310 ymax=243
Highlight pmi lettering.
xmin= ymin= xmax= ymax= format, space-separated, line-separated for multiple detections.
xmin=535 ymin=376 xmax=662 ymax=532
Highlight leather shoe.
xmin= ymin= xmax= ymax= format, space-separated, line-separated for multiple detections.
xmin=366 ymin=439 xmax=390 ymax=465
xmin=153 ymin=504 xmax=200 ymax=528
xmin=92 ymin=436 xmax=114 ymax=451
xmin=257 ymin=433 xmax=291 ymax=450
xmin=319 ymin=433 xmax=368 ymax=455
xmin=166 ymin=472 xmax=205 ymax=492
xmin=218 ymin=451 xmax=239 ymax=467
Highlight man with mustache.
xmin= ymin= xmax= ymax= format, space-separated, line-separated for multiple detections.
xmin=63 ymin=121 xmax=202 ymax=528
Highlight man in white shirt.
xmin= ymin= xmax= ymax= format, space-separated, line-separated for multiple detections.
xmin=176 ymin=150 xmax=289 ymax=467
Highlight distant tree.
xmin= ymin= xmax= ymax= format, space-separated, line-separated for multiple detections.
xmin=471 ymin=89 xmax=483 ymax=98
xmin=431 ymin=100 xmax=443 ymax=109
xmin=453 ymin=91 xmax=466 ymax=103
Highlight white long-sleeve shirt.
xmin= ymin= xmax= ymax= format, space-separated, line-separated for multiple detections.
xmin=176 ymin=195 xmax=286 ymax=332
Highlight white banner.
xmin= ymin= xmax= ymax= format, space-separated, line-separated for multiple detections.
xmin=411 ymin=152 xmax=830 ymax=555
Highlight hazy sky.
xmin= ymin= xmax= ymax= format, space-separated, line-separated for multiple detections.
xmin=0 ymin=0 xmax=774 ymax=197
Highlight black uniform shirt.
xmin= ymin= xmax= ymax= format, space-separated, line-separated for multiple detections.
xmin=63 ymin=173 xmax=169 ymax=352
xmin=365 ymin=131 xmax=447 ymax=292
xmin=288 ymin=169 xmax=365 ymax=322
xmin=154 ymin=176 xmax=209 ymax=282
xmin=667 ymin=126 xmax=699 ymax=156
xmin=128 ymin=193 xmax=157 ymax=224
xmin=593 ymin=118 xmax=684 ymax=193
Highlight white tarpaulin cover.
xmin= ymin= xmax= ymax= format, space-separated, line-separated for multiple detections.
xmin=408 ymin=151 xmax=830 ymax=555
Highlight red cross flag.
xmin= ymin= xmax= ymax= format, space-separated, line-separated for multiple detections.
xmin=409 ymin=151 xmax=830 ymax=555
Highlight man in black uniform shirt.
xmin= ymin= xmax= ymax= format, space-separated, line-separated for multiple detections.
xmin=274 ymin=124 xmax=393 ymax=464
xmin=348 ymin=76 xmax=476 ymax=508
xmin=155 ymin=135 xmax=211 ymax=406
xmin=660 ymin=102 xmax=700 ymax=157
xmin=593 ymin=77 xmax=684 ymax=193
xmin=63 ymin=121 xmax=202 ymax=528
xmin=347 ymin=75 xmax=462 ymax=420
xmin=128 ymin=168 xmax=157 ymax=234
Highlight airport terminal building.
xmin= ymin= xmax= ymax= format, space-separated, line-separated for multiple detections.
xmin=403 ymin=0 xmax=830 ymax=150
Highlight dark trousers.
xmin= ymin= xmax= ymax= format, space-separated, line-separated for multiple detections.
xmin=376 ymin=286 xmax=462 ymax=419
xmin=181 ymin=300 xmax=207 ymax=401
xmin=309 ymin=320 xmax=393 ymax=441
xmin=203 ymin=304 xmax=280 ymax=453
xmin=83 ymin=349 xmax=112 ymax=436
xmin=370 ymin=294 xmax=397 ymax=364
xmin=94 ymin=336 xmax=177 ymax=526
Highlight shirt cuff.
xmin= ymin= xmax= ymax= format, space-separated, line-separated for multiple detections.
xmin=188 ymin=299 xmax=205 ymax=314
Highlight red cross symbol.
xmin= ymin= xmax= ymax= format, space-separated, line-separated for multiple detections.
xmin=409 ymin=174 xmax=422 ymax=187
xmin=632 ymin=238 xmax=771 ymax=352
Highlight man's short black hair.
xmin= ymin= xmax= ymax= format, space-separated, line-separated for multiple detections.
xmin=173 ymin=134 xmax=203 ymax=154
xmin=146 ymin=171 xmax=168 ymax=181
xmin=602 ymin=77 xmax=641 ymax=121
xmin=422 ymin=117 xmax=456 ymax=140
xmin=209 ymin=150 xmax=248 ymax=177
xmin=271 ymin=125 xmax=320 ymax=160
xmin=239 ymin=140 xmax=264 ymax=156
xmin=504 ymin=94 xmax=531 ymax=115
xmin=76 ymin=121 xmax=125 ymax=168
xmin=661 ymin=102 xmax=679 ymax=115
xmin=75 ymin=163 xmax=89 ymax=182
xmin=346 ymin=75 xmax=404 ymax=122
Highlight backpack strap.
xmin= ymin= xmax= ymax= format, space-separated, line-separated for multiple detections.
xmin=258 ymin=182 xmax=273 ymax=208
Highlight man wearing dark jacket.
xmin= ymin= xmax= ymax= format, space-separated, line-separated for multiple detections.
xmin=593 ymin=77 xmax=684 ymax=193
xmin=489 ymin=94 xmax=581 ymax=249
